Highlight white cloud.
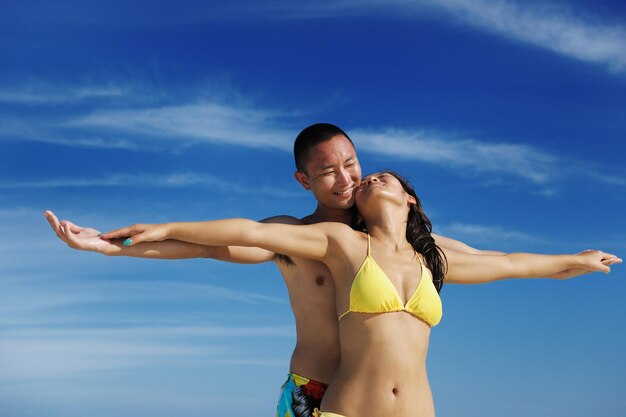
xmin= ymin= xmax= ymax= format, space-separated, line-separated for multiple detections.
xmin=0 ymin=172 xmax=302 ymax=197
xmin=1 ymin=82 xmax=621 ymax=189
xmin=354 ymin=128 xmax=558 ymax=183
xmin=0 ymin=274 xmax=284 ymax=315
xmin=419 ymin=0 xmax=626 ymax=72
xmin=235 ymin=0 xmax=626 ymax=72
xmin=69 ymin=102 xmax=295 ymax=150
xmin=0 ymin=324 xmax=290 ymax=380
xmin=0 ymin=85 xmax=126 ymax=104
xmin=586 ymin=172 xmax=626 ymax=186
xmin=62 ymin=104 xmax=565 ymax=184
xmin=436 ymin=222 xmax=546 ymax=245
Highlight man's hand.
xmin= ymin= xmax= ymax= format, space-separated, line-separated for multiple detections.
xmin=549 ymin=250 xmax=622 ymax=279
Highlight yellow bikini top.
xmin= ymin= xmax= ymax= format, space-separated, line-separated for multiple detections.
xmin=339 ymin=234 xmax=442 ymax=327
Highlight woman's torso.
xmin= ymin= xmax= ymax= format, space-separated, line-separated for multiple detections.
xmin=322 ymin=231 xmax=441 ymax=417
xmin=322 ymin=313 xmax=435 ymax=417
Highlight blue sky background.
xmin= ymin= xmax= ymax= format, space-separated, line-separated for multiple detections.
xmin=1 ymin=1 xmax=625 ymax=416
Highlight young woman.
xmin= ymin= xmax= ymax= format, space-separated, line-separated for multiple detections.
xmin=100 ymin=171 xmax=620 ymax=417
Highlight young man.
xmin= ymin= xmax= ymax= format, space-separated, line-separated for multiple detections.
xmin=45 ymin=124 xmax=516 ymax=417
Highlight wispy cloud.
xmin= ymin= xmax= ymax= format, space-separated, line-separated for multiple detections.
xmin=0 ymin=84 xmax=126 ymax=104
xmin=2 ymin=82 xmax=622 ymax=189
xmin=59 ymin=101 xmax=594 ymax=186
xmin=0 ymin=324 xmax=289 ymax=380
xmin=435 ymin=223 xmax=626 ymax=252
xmin=586 ymin=172 xmax=626 ymax=186
xmin=355 ymin=128 xmax=558 ymax=183
xmin=66 ymin=105 xmax=625 ymax=187
xmin=418 ymin=0 xmax=626 ymax=72
xmin=436 ymin=222 xmax=548 ymax=246
xmin=223 ymin=0 xmax=626 ymax=73
xmin=0 ymin=275 xmax=284 ymax=315
xmin=69 ymin=102 xmax=295 ymax=150
xmin=0 ymin=172 xmax=302 ymax=197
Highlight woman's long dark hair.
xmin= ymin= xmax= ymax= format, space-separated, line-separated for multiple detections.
xmin=357 ymin=171 xmax=447 ymax=292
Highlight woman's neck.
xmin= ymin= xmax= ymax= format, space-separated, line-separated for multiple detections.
xmin=363 ymin=205 xmax=410 ymax=249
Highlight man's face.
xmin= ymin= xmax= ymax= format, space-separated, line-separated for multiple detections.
xmin=295 ymin=135 xmax=362 ymax=210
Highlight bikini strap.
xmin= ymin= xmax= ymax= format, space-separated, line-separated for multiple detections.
xmin=416 ymin=252 xmax=425 ymax=266
xmin=366 ymin=234 xmax=371 ymax=256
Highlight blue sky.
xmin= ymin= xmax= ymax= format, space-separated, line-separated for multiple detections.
xmin=1 ymin=1 xmax=625 ymax=416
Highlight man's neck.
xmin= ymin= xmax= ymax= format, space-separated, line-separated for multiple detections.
xmin=302 ymin=204 xmax=354 ymax=225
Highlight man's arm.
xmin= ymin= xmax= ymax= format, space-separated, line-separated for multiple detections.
xmin=432 ymin=233 xmax=505 ymax=255
xmin=443 ymin=249 xmax=621 ymax=284
xmin=45 ymin=210 xmax=275 ymax=264
xmin=431 ymin=233 xmax=612 ymax=278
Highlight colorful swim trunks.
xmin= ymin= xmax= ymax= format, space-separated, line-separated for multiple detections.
xmin=276 ymin=372 xmax=328 ymax=417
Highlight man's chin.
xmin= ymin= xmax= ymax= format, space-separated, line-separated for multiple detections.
xmin=334 ymin=197 xmax=355 ymax=210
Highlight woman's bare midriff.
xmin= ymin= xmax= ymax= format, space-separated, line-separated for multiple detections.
xmin=320 ymin=312 xmax=435 ymax=417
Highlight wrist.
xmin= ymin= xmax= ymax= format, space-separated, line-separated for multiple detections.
xmin=568 ymin=253 xmax=585 ymax=269
xmin=164 ymin=222 xmax=176 ymax=240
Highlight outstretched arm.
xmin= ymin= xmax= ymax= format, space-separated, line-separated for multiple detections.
xmin=100 ymin=218 xmax=345 ymax=263
xmin=444 ymin=248 xmax=621 ymax=284
xmin=432 ymin=234 xmax=601 ymax=278
xmin=45 ymin=210 xmax=275 ymax=264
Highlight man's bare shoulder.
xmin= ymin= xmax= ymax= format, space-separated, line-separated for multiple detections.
xmin=260 ymin=215 xmax=305 ymax=225
xmin=260 ymin=215 xmax=352 ymax=233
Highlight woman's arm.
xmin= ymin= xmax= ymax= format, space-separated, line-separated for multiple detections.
xmin=444 ymin=248 xmax=621 ymax=284
xmin=100 ymin=218 xmax=346 ymax=263
xmin=45 ymin=210 xmax=275 ymax=263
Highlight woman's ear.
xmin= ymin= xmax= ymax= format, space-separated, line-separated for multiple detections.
xmin=407 ymin=195 xmax=417 ymax=205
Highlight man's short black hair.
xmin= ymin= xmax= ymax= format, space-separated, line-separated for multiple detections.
xmin=293 ymin=123 xmax=354 ymax=173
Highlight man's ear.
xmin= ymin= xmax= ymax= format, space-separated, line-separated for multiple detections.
xmin=294 ymin=171 xmax=312 ymax=190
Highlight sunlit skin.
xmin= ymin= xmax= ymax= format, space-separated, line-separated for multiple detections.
xmin=43 ymin=136 xmax=615 ymax=390
xmin=294 ymin=134 xmax=362 ymax=223
xmin=44 ymin=134 xmax=360 ymax=384
xmin=93 ymin=172 xmax=621 ymax=417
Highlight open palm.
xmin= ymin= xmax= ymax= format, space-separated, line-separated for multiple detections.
xmin=45 ymin=210 xmax=119 ymax=254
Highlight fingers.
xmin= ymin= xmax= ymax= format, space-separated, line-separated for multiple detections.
xmin=100 ymin=224 xmax=152 ymax=246
xmin=44 ymin=210 xmax=59 ymax=229
xmin=602 ymin=256 xmax=622 ymax=264
xmin=100 ymin=225 xmax=142 ymax=240
xmin=45 ymin=210 xmax=68 ymax=241
xmin=602 ymin=258 xmax=622 ymax=266
xmin=44 ymin=210 xmax=60 ymax=232
xmin=122 ymin=233 xmax=145 ymax=246
xmin=102 ymin=224 xmax=167 ymax=246
xmin=579 ymin=250 xmax=621 ymax=274
xmin=60 ymin=220 xmax=81 ymax=246
xmin=598 ymin=253 xmax=622 ymax=272
xmin=68 ymin=223 xmax=84 ymax=233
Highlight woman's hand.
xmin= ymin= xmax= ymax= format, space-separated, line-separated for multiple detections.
xmin=100 ymin=223 xmax=172 ymax=246
xmin=45 ymin=210 xmax=118 ymax=255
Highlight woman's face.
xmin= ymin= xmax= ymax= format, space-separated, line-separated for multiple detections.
xmin=354 ymin=172 xmax=410 ymax=210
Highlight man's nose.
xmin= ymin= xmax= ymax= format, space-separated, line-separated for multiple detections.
xmin=337 ymin=168 xmax=351 ymax=185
